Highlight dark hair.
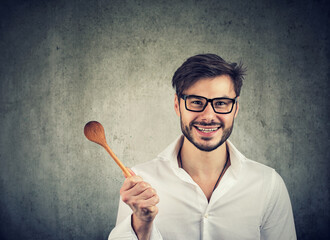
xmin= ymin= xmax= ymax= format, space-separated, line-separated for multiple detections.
xmin=172 ymin=54 xmax=246 ymax=97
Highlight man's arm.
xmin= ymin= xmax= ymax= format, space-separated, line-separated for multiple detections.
xmin=121 ymin=175 xmax=159 ymax=239
xmin=109 ymin=171 xmax=161 ymax=240
xmin=260 ymin=171 xmax=296 ymax=240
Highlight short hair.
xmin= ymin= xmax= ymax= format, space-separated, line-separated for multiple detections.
xmin=172 ymin=54 xmax=246 ymax=97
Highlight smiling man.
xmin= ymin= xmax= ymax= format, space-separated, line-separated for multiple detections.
xmin=109 ymin=54 xmax=296 ymax=240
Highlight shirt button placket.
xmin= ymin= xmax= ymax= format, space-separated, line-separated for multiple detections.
xmin=202 ymin=213 xmax=209 ymax=240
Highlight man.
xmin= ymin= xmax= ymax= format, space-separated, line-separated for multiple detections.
xmin=109 ymin=54 xmax=296 ymax=240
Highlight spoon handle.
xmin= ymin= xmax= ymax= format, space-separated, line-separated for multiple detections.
xmin=103 ymin=143 xmax=132 ymax=178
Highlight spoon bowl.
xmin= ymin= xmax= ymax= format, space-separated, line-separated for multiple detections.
xmin=84 ymin=121 xmax=131 ymax=177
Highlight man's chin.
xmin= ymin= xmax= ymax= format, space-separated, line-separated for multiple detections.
xmin=200 ymin=136 xmax=213 ymax=141
xmin=182 ymin=124 xmax=230 ymax=152
xmin=191 ymin=138 xmax=224 ymax=152
xmin=193 ymin=143 xmax=221 ymax=152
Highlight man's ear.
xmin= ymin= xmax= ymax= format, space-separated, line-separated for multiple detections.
xmin=234 ymin=96 xmax=239 ymax=118
xmin=174 ymin=94 xmax=181 ymax=117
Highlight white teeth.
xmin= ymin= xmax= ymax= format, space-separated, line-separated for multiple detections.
xmin=196 ymin=127 xmax=219 ymax=132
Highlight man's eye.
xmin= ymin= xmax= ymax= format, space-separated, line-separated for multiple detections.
xmin=192 ymin=101 xmax=203 ymax=105
xmin=215 ymin=101 xmax=226 ymax=105
xmin=214 ymin=101 xmax=229 ymax=106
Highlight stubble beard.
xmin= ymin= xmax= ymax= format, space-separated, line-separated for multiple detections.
xmin=180 ymin=118 xmax=234 ymax=152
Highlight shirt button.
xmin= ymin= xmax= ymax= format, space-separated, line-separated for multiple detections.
xmin=204 ymin=213 xmax=209 ymax=218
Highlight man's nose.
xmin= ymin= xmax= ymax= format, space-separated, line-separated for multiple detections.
xmin=200 ymin=102 xmax=216 ymax=119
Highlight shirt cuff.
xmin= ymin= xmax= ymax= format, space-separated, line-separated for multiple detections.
xmin=109 ymin=215 xmax=163 ymax=240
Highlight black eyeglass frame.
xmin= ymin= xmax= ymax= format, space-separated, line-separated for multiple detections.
xmin=180 ymin=94 xmax=238 ymax=114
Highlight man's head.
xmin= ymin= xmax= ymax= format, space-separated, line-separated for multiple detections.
xmin=172 ymin=53 xmax=245 ymax=98
xmin=173 ymin=54 xmax=246 ymax=152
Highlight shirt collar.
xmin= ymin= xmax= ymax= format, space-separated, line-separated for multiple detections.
xmin=158 ymin=135 xmax=243 ymax=178
xmin=225 ymin=139 xmax=243 ymax=178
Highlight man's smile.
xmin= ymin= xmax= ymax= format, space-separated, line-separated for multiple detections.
xmin=191 ymin=122 xmax=223 ymax=137
xmin=194 ymin=125 xmax=221 ymax=133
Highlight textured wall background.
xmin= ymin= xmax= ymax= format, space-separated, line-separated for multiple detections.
xmin=0 ymin=0 xmax=329 ymax=239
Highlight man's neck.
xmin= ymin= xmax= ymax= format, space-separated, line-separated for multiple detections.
xmin=179 ymin=137 xmax=230 ymax=201
xmin=179 ymin=137 xmax=228 ymax=178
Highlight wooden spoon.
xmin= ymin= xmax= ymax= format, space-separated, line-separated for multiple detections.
xmin=84 ymin=121 xmax=131 ymax=178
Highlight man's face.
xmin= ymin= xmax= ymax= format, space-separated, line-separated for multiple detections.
xmin=174 ymin=75 xmax=239 ymax=152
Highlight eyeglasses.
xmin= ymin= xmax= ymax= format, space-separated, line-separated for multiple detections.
xmin=180 ymin=94 xmax=238 ymax=114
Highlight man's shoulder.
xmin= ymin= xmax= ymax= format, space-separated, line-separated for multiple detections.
xmin=243 ymin=157 xmax=275 ymax=173
xmin=131 ymin=155 xmax=171 ymax=179
xmin=241 ymin=157 xmax=284 ymax=186
xmin=228 ymin=140 xmax=277 ymax=179
xmin=132 ymin=156 xmax=165 ymax=170
xmin=131 ymin=136 xmax=182 ymax=176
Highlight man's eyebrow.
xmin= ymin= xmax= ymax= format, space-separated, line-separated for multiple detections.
xmin=189 ymin=94 xmax=233 ymax=99
xmin=210 ymin=95 xmax=232 ymax=98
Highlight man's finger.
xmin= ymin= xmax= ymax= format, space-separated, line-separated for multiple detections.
xmin=121 ymin=175 xmax=143 ymax=192
xmin=125 ymin=181 xmax=152 ymax=197
xmin=139 ymin=195 xmax=160 ymax=209
xmin=139 ymin=187 xmax=157 ymax=200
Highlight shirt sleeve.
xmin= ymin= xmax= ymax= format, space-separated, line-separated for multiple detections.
xmin=260 ymin=170 xmax=297 ymax=240
xmin=108 ymin=194 xmax=163 ymax=240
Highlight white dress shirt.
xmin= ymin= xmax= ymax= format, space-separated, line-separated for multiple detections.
xmin=109 ymin=136 xmax=296 ymax=240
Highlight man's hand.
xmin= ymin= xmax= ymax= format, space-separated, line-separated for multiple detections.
xmin=120 ymin=172 xmax=159 ymax=239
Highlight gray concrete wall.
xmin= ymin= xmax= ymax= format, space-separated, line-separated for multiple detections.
xmin=0 ymin=0 xmax=329 ymax=239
